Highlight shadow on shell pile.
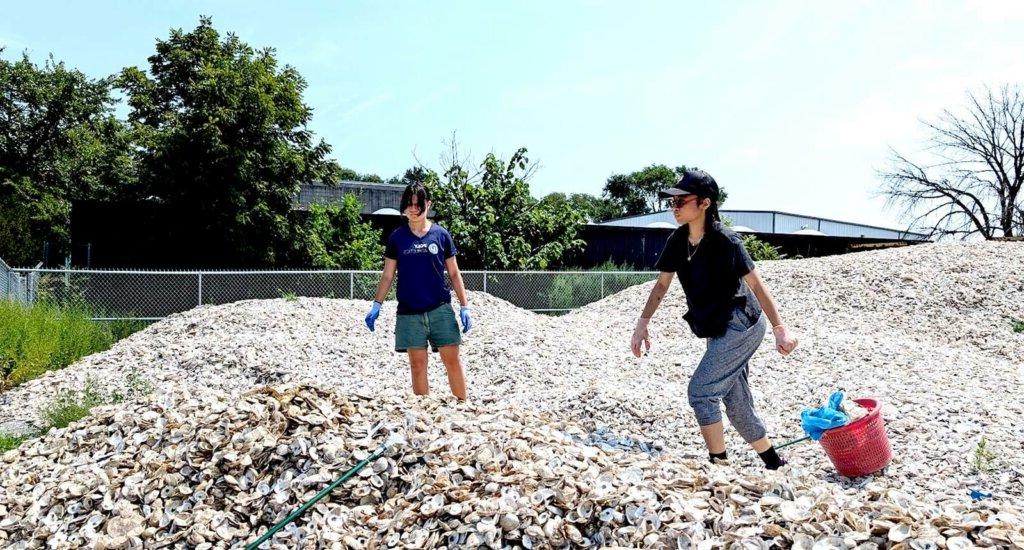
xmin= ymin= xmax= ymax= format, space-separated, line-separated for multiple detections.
xmin=2 ymin=385 xmax=1022 ymax=549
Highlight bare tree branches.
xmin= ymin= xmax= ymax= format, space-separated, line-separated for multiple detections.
xmin=879 ymin=85 xmax=1024 ymax=239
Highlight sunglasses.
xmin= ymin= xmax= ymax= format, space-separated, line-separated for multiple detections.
xmin=670 ymin=195 xmax=700 ymax=209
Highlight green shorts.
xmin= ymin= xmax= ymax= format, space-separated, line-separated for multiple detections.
xmin=395 ymin=303 xmax=462 ymax=353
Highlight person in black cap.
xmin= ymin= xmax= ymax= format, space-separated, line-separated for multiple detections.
xmin=629 ymin=168 xmax=799 ymax=469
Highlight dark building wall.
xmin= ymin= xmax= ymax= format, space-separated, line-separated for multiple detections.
xmin=70 ymin=201 xmax=252 ymax=268
xmin=69 ymin=197 xmax=920 ymax=269
xmin=575 ymin=225 xmax=675 ymax=269
xmin=69 ymin=200 xmax=408 ymax=268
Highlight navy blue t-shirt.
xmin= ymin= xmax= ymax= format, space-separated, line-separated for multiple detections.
xmin=384 ymin=224 xmax=458 ymax=314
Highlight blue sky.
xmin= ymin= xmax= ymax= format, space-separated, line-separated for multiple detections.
xmin=4 ymin=1 xmax=1024 ymax=230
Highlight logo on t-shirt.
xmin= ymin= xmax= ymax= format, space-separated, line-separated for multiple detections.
xmin=428 ymin=243 xmax=439 ymax=255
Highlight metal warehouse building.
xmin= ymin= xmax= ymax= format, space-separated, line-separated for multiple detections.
xmin=297 ymin=182 xmax=931 ymax=268
xmin=600 ymin=209 xmax=928 ymax=241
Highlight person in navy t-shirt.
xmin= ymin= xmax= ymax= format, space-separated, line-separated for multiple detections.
xmin=364 ymin=183 xmax=472 ymax=400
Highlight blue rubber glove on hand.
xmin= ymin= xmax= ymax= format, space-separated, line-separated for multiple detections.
xmin=459 ymin=306 xmax=472 ymax=333
xmin=365 ymin=301 xmax=382 ymax=332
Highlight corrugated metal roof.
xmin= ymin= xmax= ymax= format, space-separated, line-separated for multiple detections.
xmin=599 ymin=209 xmax=930 ymax=240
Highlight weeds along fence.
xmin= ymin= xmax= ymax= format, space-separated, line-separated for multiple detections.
xmin=10 ymin=268 xmax=661 ymax=321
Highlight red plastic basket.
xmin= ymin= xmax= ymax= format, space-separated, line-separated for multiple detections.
xmin=818 ymin=398 xmax=892 ymax=477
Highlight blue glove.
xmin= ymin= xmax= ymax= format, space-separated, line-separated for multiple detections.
xmin=365 ymin=301 xmax=382 ymax=332
xmin=459 ymin=306 xmax=472 ymax=333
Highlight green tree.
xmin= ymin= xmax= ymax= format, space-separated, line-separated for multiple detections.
xmin=428 ymin=147 xmax=586 ymax=269
xmin=741 ymin=234 xmax=781 ymax=261
xmin=540 ymin=192 xmax=624 ymax=223
xmin=117 ymin=17 xmax=339 ymax=266
xmin=292 ymin=195 xmax=383 ymax=269
xmin=386 ymin=166 xmax=430 ymax=186
xmin=0 ymin=51 xmax=133 ymax=265
xmin=603 ymin=164 xmax=682 ymax=216
xmin=603 ymin=164 xmax=728 ymax=216
xmin=339 ymin=167 xmax=384 ymax=182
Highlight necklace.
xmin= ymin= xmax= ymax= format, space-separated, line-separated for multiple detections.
xmin=686 ymin=238 xmax=702 ymax=261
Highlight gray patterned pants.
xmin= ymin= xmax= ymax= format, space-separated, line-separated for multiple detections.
xmin=687 ymin=306 xmax=769 ymax=443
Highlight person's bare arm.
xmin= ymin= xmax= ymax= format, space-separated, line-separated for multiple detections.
xmin=743 ymin=269 xmax=798 ymax=355
xmin=743 ymin=269 xmax=782 ymax=327
xmin=373 ymin=258 xmax=398 ymax=303
xmin=640 ymin=272 xmax=675 ymax=319
xmin=631 ymin=272 xmax=676 ymax=357
xmin=444 ymin=256 xmax=468 ymax=307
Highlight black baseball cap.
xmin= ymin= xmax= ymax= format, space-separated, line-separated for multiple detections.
xmin=658 ymin=168 xmax=720 ymax=201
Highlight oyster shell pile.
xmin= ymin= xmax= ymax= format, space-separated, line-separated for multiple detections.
xmin=0 ymin=241 xmax=1022 ymax=547
xmin=3 ymin=385 xmax=1022 ymax=548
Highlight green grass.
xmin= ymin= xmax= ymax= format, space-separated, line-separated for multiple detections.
xmin=0 ymin=433 xmax=30 ymax=453
xmin=1012 ymin=318 xmax=1024 ymax=333
xmin=40 ymin=380 xmax=113 ymax=429
xmin=278 ymin=290 xmax=298 ymax=302
xmin=973 ymin=435 xmax=998 ymax=472
xmin=0 ymin=298 xmax=151 ymax=453
xmin=0 ymin=375 xmax=142 ymax=453
xmin=0 ymin=299 xmax=145 ymax=391
xmin=544 ymin=260 xmax=652 ymax=312
xmin=102 ymin=318 xmax=150 ymax=342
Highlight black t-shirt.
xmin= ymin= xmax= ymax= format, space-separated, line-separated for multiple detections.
xmin=654 ymin=222 xmax=761 ymax=338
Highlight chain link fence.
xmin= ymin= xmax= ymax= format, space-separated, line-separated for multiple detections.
xmin=1 ymin=257 xmax=31 ymax=304
xmin=11 ymin=268 xmax=660 ymax=320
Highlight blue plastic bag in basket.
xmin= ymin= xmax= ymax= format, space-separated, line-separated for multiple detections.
xmin=801 ymin=391 xmax=849 ymax=441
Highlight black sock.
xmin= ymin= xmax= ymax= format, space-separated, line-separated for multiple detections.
xmin=758 ymin=446 xmax=786 ymax=470
xmin=709 ymin=451 xmax=728 ymax=463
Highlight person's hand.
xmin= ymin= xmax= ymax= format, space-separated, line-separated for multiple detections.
xmin=459 ymin=306 xmax=472 ymax=333
xmin=773 ymin=325 xmax=798 ymax=356
xmin=365 ymin=301 xmax=382 ymax=332
xmin=631 ymin=318 xmax=652 ymax=357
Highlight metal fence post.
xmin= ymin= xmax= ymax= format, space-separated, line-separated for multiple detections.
xmin=483 ymin=270 xmax=488 ymax=294
xmin=31 ymin=262 xmax=42 ymax=305
xmin=350 ymin=272 xmax=354 ymax=299
xmin=198 ymin=273 xmax=203 ymax=306
xmin=601 ymin=272 xmax=606 ymax=298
